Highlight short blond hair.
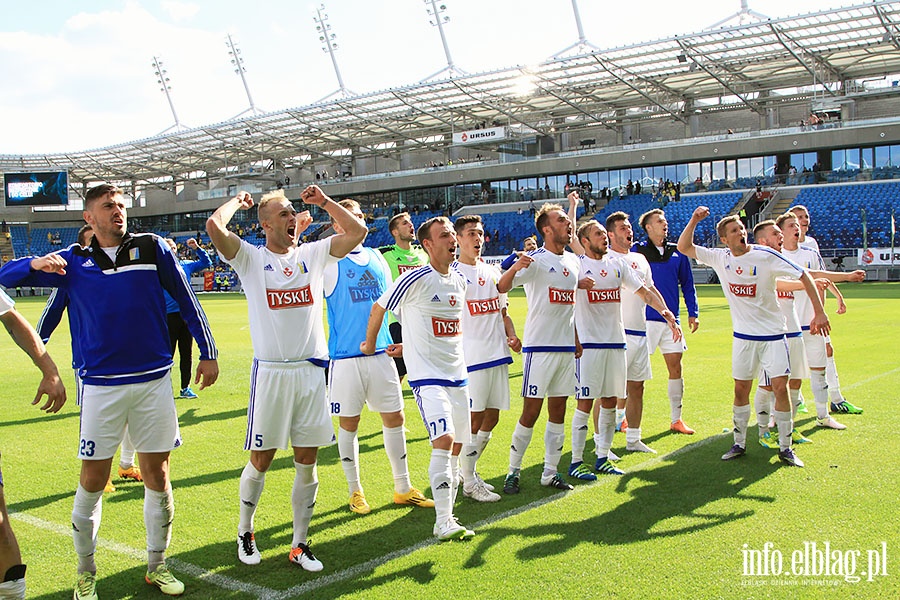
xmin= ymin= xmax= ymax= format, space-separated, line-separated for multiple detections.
xmin=716 ymin=215 xmax=741 ymax=239
xmin=576 ymin=220 xmax=602 ymax=244
xmin=258 ymin=189 xmax=289 ymax=221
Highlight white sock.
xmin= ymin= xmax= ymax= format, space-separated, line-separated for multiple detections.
xmin=459 ymin=437 xmax=480 ymax=491
xmin=754 ymin=388 xmax=774 ymax=434
xmin=476 ymin=430 xmax=492 ymax=456
xmin=543 ymin=421 xmax=565 ymax=478
xmin=428 ymin=448 xmax=453 ymax=525
xmin=508 ymin=423 xmax=533 ymax=472
xmin=72 ymin=485 xmax=103 ymax=574
xmin=825 ymin=355 xmax=843 ymax=401
xmin=668 ymin=378 xmax=684 ymax=422
xmin=0 ymin=579 xmax=26 ymax=600
xmin=238 ymin=462 xmax=265 ymax=533
xmin=449 ymin=454 xmax=460 ymax=506
xmin=625 ymin=426 xmax=642 ymax=445
xmin=774 ymin=410 xmax=793 ymax=451
xmin=570 ymin=409 xmax=590 ymax=465
xmin=337 ymin=427 xmax=361 ymax=494
xmin=144 ymin=486 xmax=174 ymax=572
xmin=383 ymin=425 xmax=411 ymax=494
xmin=119 ymin=426 xmax=136 ymax=469
xmin=810 ymin=369 xmax=830 ymax=420
xmin=789 ymin=387 xmax=801 ymax=419
xmin=595 ymin=407 xmax=616 ymax=459
xmin=291 ymin=462 xmax=318 ymax=548
xmin=732 ymin=405 xmax=751 ymax=448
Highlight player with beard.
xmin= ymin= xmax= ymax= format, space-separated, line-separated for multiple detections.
xmin=566 ymin=211 xmax=680 ymax=479
xmin=498 ymin=202 xmax=583 ymax=494
xmin=633 ymin=209 xmax=699 ymax=435
xmin=678 ymin=207 xmax=829 ymax=468
xmin=452 ymin=215 xmax=521 ymax=502
xmin=789 ymin=205 xmax=863 ymax=416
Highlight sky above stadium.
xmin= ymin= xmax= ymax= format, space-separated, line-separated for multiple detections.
xmin=0 ymin=0 xmax=864 ymax=154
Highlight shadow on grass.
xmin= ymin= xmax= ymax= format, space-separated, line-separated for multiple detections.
xmin=462 ymin=437 xmax=777 ymax=569
xmin=178 ymin=406 xmax=247 ymax=427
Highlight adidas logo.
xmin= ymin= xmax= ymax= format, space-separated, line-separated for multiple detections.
xmin=401 ymin=453 xmax=407 ymax=460
xmin=549 ymin=267 xmax=556 ymax=273
xmin=264 ymin=264 xmax=274 ymax=271
xmin=577 ymin=425 xmax=588 ymax=431
xmin=431 ymin=294 xmax=441 ymax=302
xmin=341 ymin=457 xmax=354 ymax=462
xmin=82 ymin=259 xmax=95 ymax=268
xmin=510 ymin=444 xmax=518 ymax=452
xmin=436 ymin=482 xmax=450 ymax=490
xmin=557 ymin=445 xmax=564 ymax=451
xmin=359 ymin=270 xmax=376 ymax=283
xmin=466 ymin=450 xmax=478 ymax=457
xmin=241 ymin=500 xmax=255 ymax=507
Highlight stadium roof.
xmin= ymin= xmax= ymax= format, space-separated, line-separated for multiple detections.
xmin=4 ymin=1 xmax=900 ymax=191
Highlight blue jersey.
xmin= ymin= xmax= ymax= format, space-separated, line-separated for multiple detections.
xmin=37 ymin=287 xmax=82 ymax=369
xmin=632 ymin=241 xmax=699 ymax=323
xmin=0 ymin=232 xmax=217 ymax=386
xmin=164 ymin=246 xmax=212 ymax=313
xmin=326 ymin=248 xmax=392 ymax=360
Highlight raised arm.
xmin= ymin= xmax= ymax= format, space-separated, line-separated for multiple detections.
xmin=206 ymin=191 xmax=254 ymax=261
xmin=676 ymin=206 xmax=710 ymax=260
xmin=566 ymin=191 xmax=586 ymax=256
xmin=1 ymin=308 xmax=66 ymax=413
xmin=498 ymin=254 xmax=532 ymax=293
xmin=302 ymin=185 xmax=367 ymax=259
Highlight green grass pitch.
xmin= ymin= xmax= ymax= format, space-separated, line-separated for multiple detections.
xmin=2 ymin=283 xmax=898 ymax=599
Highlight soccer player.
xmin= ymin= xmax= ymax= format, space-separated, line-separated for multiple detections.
xmin=606 ymin=211 xmax=670 ymax=453
xmin=37 ymin=224 xmax=142 ymax=494
xmin=207 ymin=187 xmax=365 ymax=570
xmin=378 ymin=212 xmax=428 ymax=381
xmin=790 ymin=205 xmax=863 ymax=415
xmin=0 ymin=183 xmax=219 ymax=597
xmin=324 ymin=200 xmax=433 ymax=515
xmin=567 ymin=217 xmax=681 ymax=480
xmin=163 ymin=237 xmax=212 ymax=399
xmin=677 ymin=206 xmax=829 ymax=468
xmin=498 ymin=202 xmax=581 ymax=494
xmin=362 ymin=216 xmax=474 ymax=541
xmin=633 ymin=208 xmax=699 ymax=435
xmin=0 ymin=289 xmax=66 ymax=600
xmin=452 ymin=215 xmax=521 ymax=502
xmin=777 ymin=212 xmax=866 ymax=430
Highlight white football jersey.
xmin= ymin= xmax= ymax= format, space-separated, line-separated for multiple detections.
xmin=226 ymin=238 xmax=337 ymax=363
xmin=452 ymin=260 xmax=513 ymax=372
xmin=802 ymin=234 xmax=820 ymax=254
xmin=775 ymin=283 xmax=802 ymax=334
xmin=609 ymin=248 xmax=652 ymax=332
xmin=575 ymin=254 xmax=644 ymax=346
xmin=377 ymin=265 xmax=468 ymax=387
xmin=782 ymin=245 xmax=825 ymax=327
xmin=696 ymin=245 xmax=804 ymax=338
xmin=511 ymin=248 xmax=580 ymax=352
xmin=0 ymin=288 xmax=13 ymax=315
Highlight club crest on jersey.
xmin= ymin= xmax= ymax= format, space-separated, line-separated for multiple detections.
xmin=129 ymin=248 xmax=140 ymax=261
xmin=432 ymin=317 xmax=461 ymax=337
xmin=346 ymin=268 xmax=356 ymax=279
xmin=449 ymin=295 xmax=457 ymax=306
xmin=478 ymin=276 xmax=485 ymax=286
xmin=562 ymin=268 xmax=570 ymax=277
xmin=549 ymin=287 xmax=575 ymax=304
xmin=599 ymin=269 xmax=607 ymax=277
xmin=283 ymin=266 xmax=293 ymax=277
xmin=266 ymin=285 xmax=313 ymax=309
xmin=631 ymin=262 xmax=638 ymax=270
xmin=728 ymin=282 xmax=757 ymax=297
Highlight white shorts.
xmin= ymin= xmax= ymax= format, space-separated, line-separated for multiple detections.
xmin=760 ymin=334 xmax=809 ymax=383
xmin=328 ymin=353 xmax=403 ymax=417
xmin=245 ymin=360 xmax=334 ymax=451
xmin=78 ymin=372 xmax=181 ymax=460
xmin=625 ymin=333 xmax=652 ymax=382
xmin=576 ymin=347 xmax=626 ymax=400
xmin=521 ymin=351 xmax=575 ymax=399
xmin=802 ymin=330 xmax=827 ymax=369
xmin=646 ymin=320 xmax=687 ymax=355
xmin=467 ymin=363 xmax=511 ymax=412
xmin=412 ymin=385 xmax=471 ymax=444
xmin=732 ymin=336 xmax=790 ymax=382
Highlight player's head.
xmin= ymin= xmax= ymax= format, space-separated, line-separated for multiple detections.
xmin=77 ymin=224 xmax=94 ymax=247
xmin=331 ymin=199 xmax=365 ymax=235
xmin=522 ymin=235 xmax=537 ymax=252
xmin=639 ymin=209 xmax=667 ymax=243
xmin=753 ymin=219 xmax=783 ymax=251
xmin=417 ymin=216 xmax=456 ymax=266
xmin=83 ymin=183 xmax=127 ymax=243
xmin=776 ymin=212 xmax=801 ymax=247
xmin=577 ymin=219 xmax=608 ymax=258
xmin=258 ymin=189 xmax=299 ymax=248
xmin=535 ymin=203 xmax=572 ymax=248
xmin=605 ymin=211 xmax=633 ymax=253
xmin=716 ymin=215 xmax=748 ymax=251
xmin=454 ymin=214 xmax=484 ymax=261
xmin=389 ymin=212 xmax=416 ymax=244
xmin=789 ymin=205 xmax=810 ymax=233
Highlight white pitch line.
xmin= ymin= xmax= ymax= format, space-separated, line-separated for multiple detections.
xmin=840 ymin=366 xmax=900 ymax=391
xmin=10 ymin=512 xmax=278 ymax=597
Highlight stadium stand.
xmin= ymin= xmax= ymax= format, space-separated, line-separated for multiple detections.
xmin=791 ymin=182 xmax=900 ymax=249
